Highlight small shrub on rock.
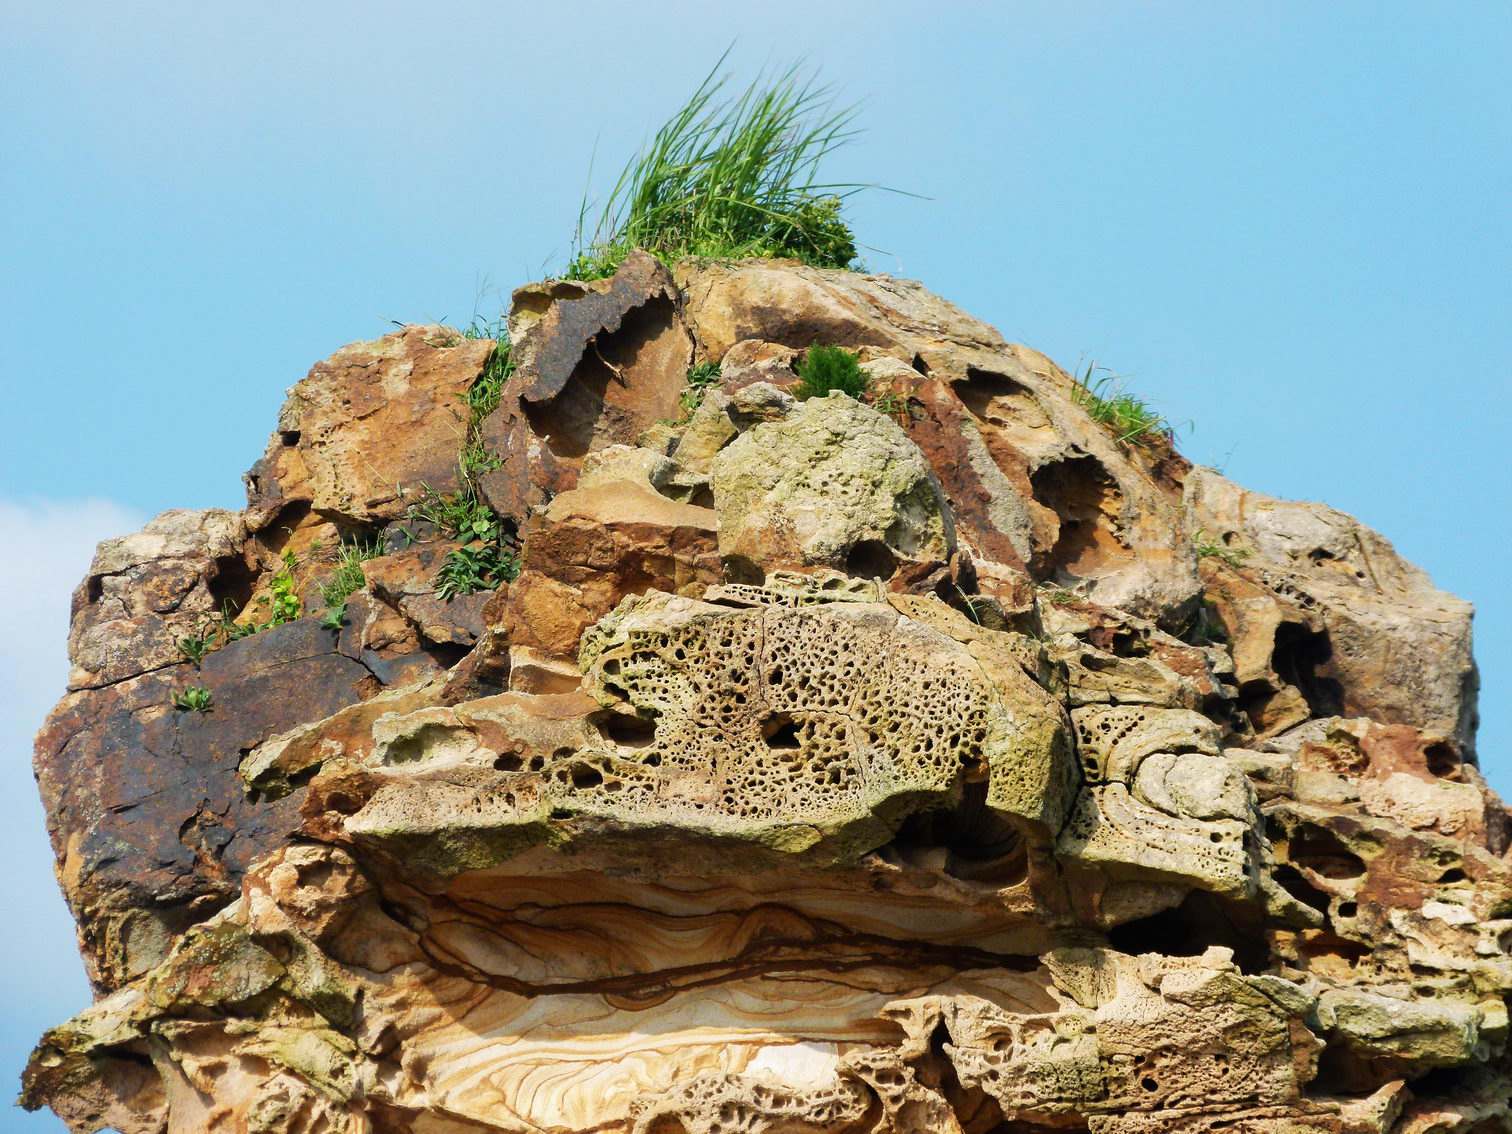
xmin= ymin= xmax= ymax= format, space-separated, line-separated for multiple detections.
xmin=794 ymin=345 xmax=868 ymax=401
xmin=265 ymin=550 xmax=302 ymax=625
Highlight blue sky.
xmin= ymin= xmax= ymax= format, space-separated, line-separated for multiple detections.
xmin=1 ymin=3 xmax=1508 ymax=1128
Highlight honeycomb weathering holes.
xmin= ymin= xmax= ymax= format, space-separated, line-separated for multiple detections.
xmin=572 ymin=598 xmax=1027 ymax=828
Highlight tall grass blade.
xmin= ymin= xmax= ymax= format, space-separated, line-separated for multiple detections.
xmin=567 ymin=56 xmax=883 ymax=279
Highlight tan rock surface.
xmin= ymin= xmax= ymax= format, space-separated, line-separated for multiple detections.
xmin=1186 ymin=467 xmax=1477 ymax=749
xmin=244 ymin=324 xmax=492 ymax=530
xmin=23 ymin=258 xmax=1512 ymax=1133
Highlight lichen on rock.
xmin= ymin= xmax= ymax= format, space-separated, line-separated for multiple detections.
xmin=711 ymin=389 xmax=956 ymax=580
xmin=22 ymin=258 xmax=1512 ymax=1134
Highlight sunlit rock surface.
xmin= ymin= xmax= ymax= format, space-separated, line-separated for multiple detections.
xmin=23 ymin=258 xmax=1510 ymax=1133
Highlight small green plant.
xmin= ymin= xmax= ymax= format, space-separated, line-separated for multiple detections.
xmin=567 ymin=54 xmax=878 ymax=280
xmin=408 ymin=484 xmax=497 ymax=538
xmin=870 ymin=389 xmax=909 ymax=424
xmin=678 ymin=361 xmax=723 ymax=418
xmin=402 ymin=312 xmax=523 ymax=603
xmin=172 ymin=685 xmax=214 ymax=713
xmin=216 ymin=549 xmax=306 ymax=642
xmin=177 ymin=630 xmax=214 ymax=667
xmin=263 ymin=550 xmax=303 ymax=625
xmin=407 ymin=485 xmax=520 ymax=601
xmin=435 ymin=542 xmax=520 ymax=600
xmin=313 ymin=537 xmax=382 ymax=629
xmin=319 ymin=539 xmax=381 ymax=608
xmin=1193 ymin=529 xmax=1251 ymax=568
xmin=1042 ymin=587 xmax=1082 ymax=607
xmin=460 ymin=445 xmax=501 ymax=479
xmin=457 ymin=339 xmax=514 ymax=479
xmin=1071 ymin=362 xmax=1176 ymax=447
xmin=794 ymin=345 xmax=868 ymax=400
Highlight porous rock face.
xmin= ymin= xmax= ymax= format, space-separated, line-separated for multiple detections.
xmin=24 ymin=255 xmax=1509 ymax=1133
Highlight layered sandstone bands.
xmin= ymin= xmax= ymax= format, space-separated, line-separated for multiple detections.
xmin=23 ymin=255 xmax=1508 ymax=1133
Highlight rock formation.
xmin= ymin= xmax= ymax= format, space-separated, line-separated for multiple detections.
xmin=23 ymin=253 xmax=1509 ymax=1133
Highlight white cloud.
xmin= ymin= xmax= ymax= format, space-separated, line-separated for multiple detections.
xmin=0 ymin=497 xmax=145 ymax=1105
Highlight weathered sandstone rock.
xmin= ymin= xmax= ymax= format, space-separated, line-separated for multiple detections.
xmin=244 ymin=324 xmax=492 ymax=530
xmin=712 ymin=389 xmax=955 ymax=581
xmin=1186 ymin=467 xmax=1478 ymax=749
xmin=504 ymin=446 xmax=722 ymax=692
xmin=23 ymin=258 xmax=1510 ymax=1134
xmin=478 ymin=250 xmax=694 ymax=517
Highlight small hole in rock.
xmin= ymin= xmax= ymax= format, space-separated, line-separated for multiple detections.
xmin=761 ymin=714 xmax=802 ymax=750
xmin=722 ymin=555 xmax=766 ymax=585
xmin=1273 ymin=864 xmax=1333 ymax=916
xmin=569 ymin=764 xmax=603 ymax=790
xmin=845 ymin=539 xmax=896 ymax=581
xmin=1108 ymin=889 xmax=1269 ymax=973
xmin=1289 ymin=823 xmax=1366 ymax=880
xmin=594 ymin=711 xmax=658 ymax=749
xmin=1424 ymin=742 xmax=1463 ymax=780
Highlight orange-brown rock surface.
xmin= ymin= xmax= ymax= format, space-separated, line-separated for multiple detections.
xmin=22 ymin=257 xmax=1509 ymax=1133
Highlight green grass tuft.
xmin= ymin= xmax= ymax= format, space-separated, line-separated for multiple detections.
xmin=870 ymin=390 xmax=906 ymax=423
xmin=318 ymin=538 xmax=382 ymax=613
xmin=1193 ymin=529 xmax=1251 ymax=568
xmin=1071 ymin=362 xmax=1177 ymax=447
xmin=458 ymin=338 xmax=514 ymax=479
xmin=408 ymin=484 xmax=496 ymax=538
xmin=461 ymin=311 xmax=508 ymax=341
xmin=794 ymin=345 xmax=868 ymax=400
xmin=464 ymin=341 xmax=512 ymax=421
xmin=567 ymin=54 xmax=876 ymax=280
